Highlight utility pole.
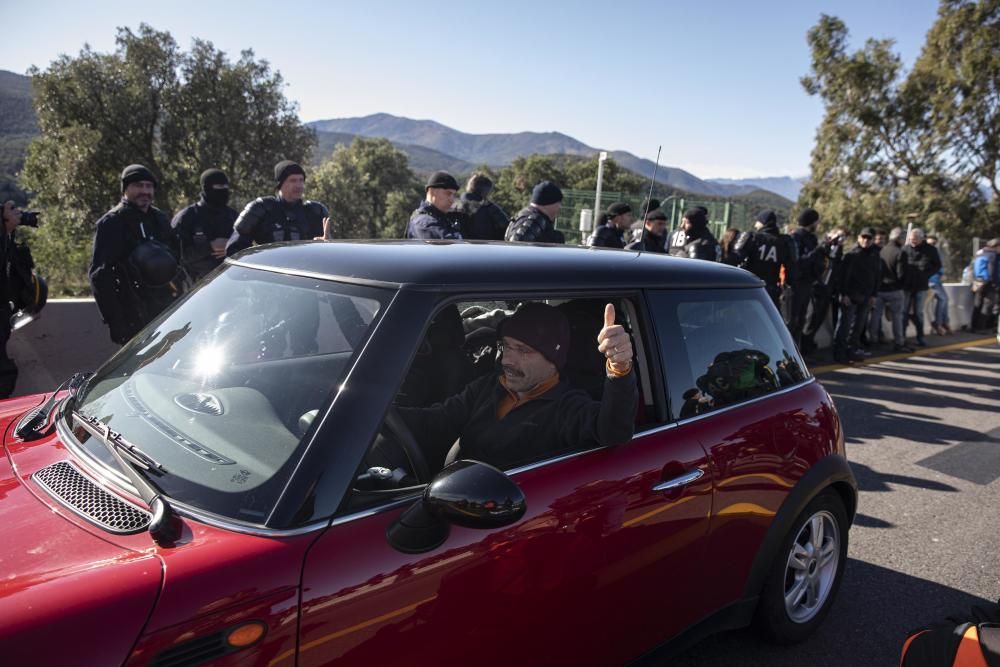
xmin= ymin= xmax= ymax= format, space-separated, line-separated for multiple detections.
xmin=594 ymin=152 xmax=608 ymax=222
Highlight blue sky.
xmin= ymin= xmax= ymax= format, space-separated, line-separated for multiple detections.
xmin=0 ymin=0 xmax=941 ymax=179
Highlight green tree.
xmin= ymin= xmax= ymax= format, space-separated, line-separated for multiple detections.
xmin=309 ymin=137 xmax=419 ymax=239
xmin=19 ymin=24 xmax=314 ymax=294
xmin=492 ymin=154 xmax=567 ymax=218
xmin=563 ymin=155 xmax=646 ymax=192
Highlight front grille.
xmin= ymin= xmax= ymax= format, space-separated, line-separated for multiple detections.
xmin=33 ymin=461 xmax=151 ymax=534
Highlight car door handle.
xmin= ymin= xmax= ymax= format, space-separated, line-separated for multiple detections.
xmin=652 ymin=469 xmax=704 ymax=492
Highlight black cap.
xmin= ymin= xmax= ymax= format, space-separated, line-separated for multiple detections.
xmin=683 ymin=207 xmax=707 ymax=227
xmin=645 ymin=209 xmax=668 ymax=221
xmin=200 ymin=168 xmax=229 ymax=190
xmin=499 ymin=303 xmax=570 ymax=369
xmin=607 ymin=202 xmax=632 ymax=217
xmin=531 ymin=181 xmax=563 ymax=206
xmin=426 ymin=171 xmax=459 ymax=190
xmin=797 ymin=208 xmax=819 ymax=226
xmin=860 ymin=226 xmax=876 ymax=237
xmin=756 ymin=210 xmax=777 ymax=226
xmin=121 ymin=164 xmax=156 ymax=193
xmin=274 ymin=160 xmax=305 ymax=187
xmin=640 ymin=197 xmax=660 ymax=214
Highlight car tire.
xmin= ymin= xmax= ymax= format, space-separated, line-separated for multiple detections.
xmin=753 ymin=489 xmax=848 ymax=644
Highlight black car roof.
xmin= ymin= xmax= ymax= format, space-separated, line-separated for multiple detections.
xmin=229 ymin=240 xmax=762 ymax=291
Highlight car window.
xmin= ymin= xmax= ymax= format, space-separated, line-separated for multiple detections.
xmin=648 ymin=289 xmax=808 ymax=420
xmin=346 ymin=295 xmax=652 ymax=513
xmin=70 ymin=265 xmax=389 ymax=524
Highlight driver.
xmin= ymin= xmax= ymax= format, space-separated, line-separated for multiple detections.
xmin=398 ymin=302 xmax=637 ymax=472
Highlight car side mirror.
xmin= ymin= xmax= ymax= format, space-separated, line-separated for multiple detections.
xmin=386 ymin=460 xmax=526 ymax=554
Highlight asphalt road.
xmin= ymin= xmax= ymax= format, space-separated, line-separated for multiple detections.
xmin=672 ymin=341 xmax=1000 ymax=666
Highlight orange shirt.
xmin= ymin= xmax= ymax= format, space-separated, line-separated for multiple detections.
xmin=497 ymin=374 xmax=560 ymax=420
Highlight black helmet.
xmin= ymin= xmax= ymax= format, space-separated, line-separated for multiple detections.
xmin=129 ymin=240 xmax=179 ymax=287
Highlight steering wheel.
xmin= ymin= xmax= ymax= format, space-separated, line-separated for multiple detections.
xmin=381 ymin=407 xmax=431 ymax=483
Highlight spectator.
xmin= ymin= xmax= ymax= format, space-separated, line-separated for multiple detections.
xmin=719 ymin=228 xmax=740 ymax=266
xmin=668 ymin=207 xmax=721 ymax=262
xmin=625 ymin=209 xmax=668 ymax=253
xmin=901 ymin=227 xmax=941 ymax=347
xmin=505 ymin=181 xmax=565 ymax=244
xmin=870 ymin=227 xmax=911 ymax=352
xmin=90 ymin=164 xmax=181 ymax=345
xmin=407 ymin=171 xmax=462 ymax=240
xmin=733 ymin=210 xmax=797 ymax=307
xmin=971 ymin=238 xmax=1000 ymax=333
xmin=926 ymin=235 xmax=951 ymax=335
xmin=452 ymin=173 xmax=508 ymax=240
xmin=833 ymin=227 xmax=881 ymax=364
xmin=589 ymin=202 xmax=632 ymax=248
xmin=171 ymin=168 xmax=237 ymax=282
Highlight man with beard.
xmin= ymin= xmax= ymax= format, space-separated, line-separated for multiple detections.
xmin=90 ymin=164 xmax=181 ymax=345
xmin=832 ymin=228 xmax=881 ymax=364
xmin=505 ymin=181 xmax=566 ymax=244
xmin=733 ymin=210 xmax=798 ymax=307
xmin=407 ymin=171 xmax=463 ymax=240
xmin=668 ymin=207 xmax=721 ymax=262
xmin=589 ymin=202 xmax=632 ymax=249
xmin=171 ymin=169 xmax=237 ymax=282
xmin=226 ymin=160 xmax=329 ymax=256
xmin=625 ymin=208 xmax=668 ymax=253
xmin=452 ymin=173 xmax=507 ymax=240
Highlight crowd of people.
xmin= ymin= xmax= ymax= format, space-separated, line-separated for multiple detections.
xmin=0 ymin=163 xmax=997 ymax=400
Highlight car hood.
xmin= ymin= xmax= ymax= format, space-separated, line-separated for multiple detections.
xmin=0 ymin=393 xmax=164 ymax=665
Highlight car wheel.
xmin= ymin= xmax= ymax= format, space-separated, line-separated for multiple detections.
xmin=753 ymin=489 xmax=848 ymax=644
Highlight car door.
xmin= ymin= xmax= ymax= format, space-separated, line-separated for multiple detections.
xmin=648 ymin=288 xmax=812 ymax=616
xmin=295 ymin=294 xmax=715 ymax=666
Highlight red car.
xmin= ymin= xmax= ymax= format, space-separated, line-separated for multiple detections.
xmin=0 ymin=241 xmax=856 ymax=665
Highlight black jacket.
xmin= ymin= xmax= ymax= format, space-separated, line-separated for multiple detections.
xmin=406 ymin=200 xmax=463 ymax=240
xmin=171 ymin=198 xmax=237 ymax=281
xmin=901 ymin=242 xmax=942 ymax=291
xmin=667 ymin=226 xmax=721 ymax=261
xmin=226 ymin=196 xmax=328 ymax=256
xmin=453 ymin=194 xmax=508 ymax=240
xmin=89 ymin=199 xmax=179 ymax=344
xmin=505 ymin=207 xmax=565 ymax=244
xmin=791 ymin=227 xmax=824 ymax=284
xmin=589 ymin=223 xmax=626 ymax=249
xmin=733 ymin=227 xmax=798 ymax=285
xmin=839 ymin=244 xmax=882 ymax=302
xmin=877 ymin=242 xmax=907 ymax=292
xmin=625 ymin=232 xmax=667 ymax=253
xmin=400 ymin=370 xmax=636 ymax=471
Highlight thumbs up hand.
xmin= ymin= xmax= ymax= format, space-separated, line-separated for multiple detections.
xmin=597 ymin=303 xmax=633 ymax=373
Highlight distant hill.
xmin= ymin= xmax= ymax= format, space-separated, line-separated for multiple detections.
xmin=709 ymin=176 xmax=807 ymax=202
xmin=307 ymin=113 xmax=771 ymax=198
xmin=0 ymin=70 xmax=37 ymax=200
xmin=313 ymin=129 xmax=475 ymax=175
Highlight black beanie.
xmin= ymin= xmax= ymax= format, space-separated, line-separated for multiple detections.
xmin=201 ymin=169 xmax=230 ymax=207
xmin=640 ymin=197 xmax=660 ymax=215
xmin=797 ymin=208 xmax=819 ymax=227
xmin=645 ymin=209 xmax=667 ymax=221
xmin=683 ymin=207 xmax=707 ymax=227
xmin=498 ymin=303 xmax=571 ymax=369
xmin=426 ymin=170 xmax=459 ymax=190
xmin=200 ymin=168 xmax=228 ymax=190
xmin=531 ymin=181 xmax=563 ymax=206
xmin=756 ymin=209 xmax=777 ymax=226
xmin=121 ymin=164 xmax=156 ymax=193
xmin=274 ymin=160 xmax=305 ymax=187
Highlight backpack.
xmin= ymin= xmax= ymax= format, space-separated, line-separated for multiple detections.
xmin=901 ymin=600 xmax=1000 ymax=666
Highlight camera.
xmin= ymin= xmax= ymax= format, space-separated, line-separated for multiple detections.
xmin=19 ymin=211 xmax=41 ymax=228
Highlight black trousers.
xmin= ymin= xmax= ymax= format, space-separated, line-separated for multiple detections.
xmin=0 ymin=302 xmax=17 ymax=399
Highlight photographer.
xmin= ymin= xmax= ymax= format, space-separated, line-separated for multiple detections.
xmin=0 ymin=200 xmax=46 ymax=397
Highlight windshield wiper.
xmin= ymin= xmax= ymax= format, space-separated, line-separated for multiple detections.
xmin=15 ymin=372 xmax=92 ymax=440
xmin=71 ymin=410 xmax=181 ymax=545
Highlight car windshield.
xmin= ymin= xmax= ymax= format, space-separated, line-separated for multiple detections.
xmin=68 ymin=264 xmax=389 ymax=524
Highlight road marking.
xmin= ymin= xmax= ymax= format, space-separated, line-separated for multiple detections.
xmin=810 ymin=337 xmax=997 ymax=375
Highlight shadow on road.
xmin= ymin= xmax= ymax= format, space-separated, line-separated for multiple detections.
xmin=671 ymin=559 xmax=993 ymax=666
xmin=850 ymin=461 xmax=959 ymax=494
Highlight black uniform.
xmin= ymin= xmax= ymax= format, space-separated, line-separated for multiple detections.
xmin=733 ymin=224 xmax=798 ymax=306
xmin=452 ymin=193 xmax=507 ymax=240
xmin=226 ymin=196 xmax=327 ymax=256
xmin=787 ymin=226 xmax=824 ymax=345
xmin=625 ymin=232 xmax=667 ymax=253
xmin=589 ymin=223 xmax=626 ymax=249
xmin=171 ymin=197 xmax=237 ymax=281
xmin=0 ymin=230 xmax=19 ymax=396
xmin=505 ymin=207 xmax=565 ymax=244
xmin=90 ymin=199 xmax=179 ymax=345
xmin=406 ymin=200 xmax=463 ymax=240
xmin=833 ymin=243 xmax=881 ymax=361
xmin=667 ymin=226 xmax=721 ymax=262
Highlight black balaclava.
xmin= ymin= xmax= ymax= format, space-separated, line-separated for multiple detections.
xmin=200 ymin=169 xmax=230 ymax=208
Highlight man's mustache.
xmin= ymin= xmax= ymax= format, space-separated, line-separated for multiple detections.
xmin=502 ymin=365 xmax=524 ymax=378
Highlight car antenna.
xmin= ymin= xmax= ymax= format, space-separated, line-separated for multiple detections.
xmin=639 ymin=145 xmax=662 ymax=249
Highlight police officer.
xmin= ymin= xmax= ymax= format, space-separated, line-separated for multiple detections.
xmin=226 ymin=160 xmax=328 ymax=256
xmin=452 ymin=173 xmax=508 ymax=240
xmin=407 ymin=171 xmax=462 ymax=239
xmin=589 ymin=202 xmax=632 ymax=248
xmin=171 ymin=169 xmax=237 ymax=282
xmin=733 ymin=210 xmax=798 ymax=307
xmin=625 ymin=209 xmax=668 ymax=253
xmin=505 ymin=181 xmax=566 ymax=244
xmin=788 ymin=208 xmax=824 ymax=348
xmin=668 ymin=207 xmax=721 ymax=261
xmin=90 ymin=164 xmax=181 ymax=345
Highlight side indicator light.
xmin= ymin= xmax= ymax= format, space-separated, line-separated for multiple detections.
xmin=227 ymin=621 xmax=267 ymax=648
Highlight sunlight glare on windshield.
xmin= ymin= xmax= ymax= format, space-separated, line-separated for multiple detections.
xmin=194 ymin=345 xmax=226 ymax=377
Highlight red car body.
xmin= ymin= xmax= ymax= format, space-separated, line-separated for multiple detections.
xmin=0 ymin=242 xmax=855 ymax=666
